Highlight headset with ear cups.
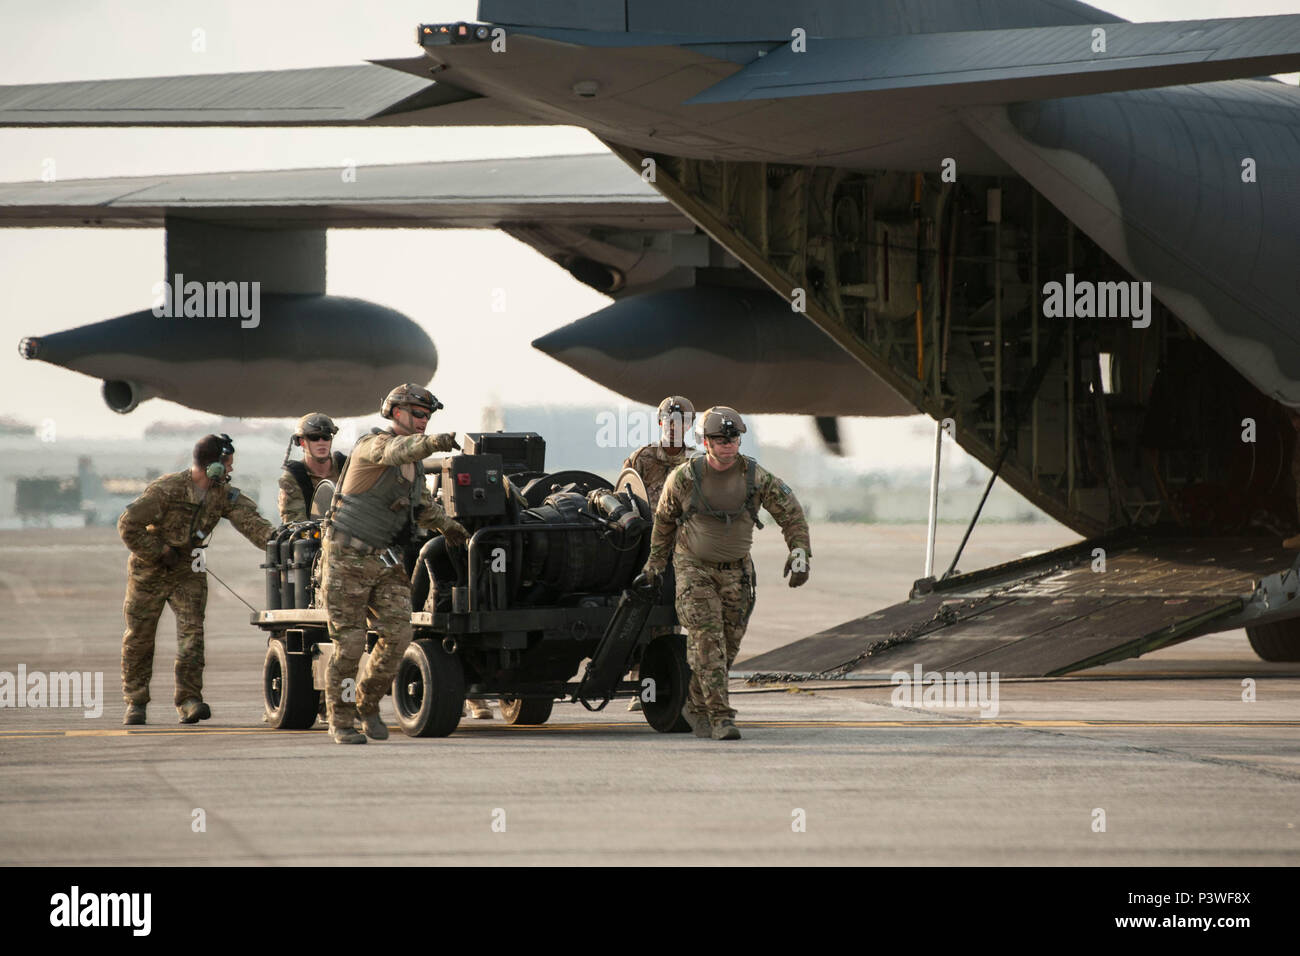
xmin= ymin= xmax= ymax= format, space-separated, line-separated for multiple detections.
xmin=206 ymin=434 xmax=235 ymax=480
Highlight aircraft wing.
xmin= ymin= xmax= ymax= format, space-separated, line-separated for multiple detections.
xmin=0 ymin=152 xmax=685 ymax=231
xmin=0 ymin=151 xmax=698 ymax=299
xmin=2 ymin=149 xmax=906 ymax=422
xmin=0 ymin=62 xmax=537 ymax=127
xmin=687 ymin=15 xmax=1300 ymax=106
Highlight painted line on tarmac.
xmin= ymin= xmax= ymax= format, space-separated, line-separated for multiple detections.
xmin=2 ymin=719 xmax=1299 ymax=740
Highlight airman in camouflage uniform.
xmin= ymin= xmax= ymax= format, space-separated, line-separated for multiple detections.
xmin=621 ymin=396 xmax=694 ymax=711
xmin=320 ymin=384 xmax=468 ymax=744
xmin=622 ymin=396 xmax=696 ymax=508
xmin=117 ymin=434 xmax=275 ymax=725
xmin=278 ymin=412 xmax=345 ymax=524
xmin=643 ymin=407 xmax=810 ymax=741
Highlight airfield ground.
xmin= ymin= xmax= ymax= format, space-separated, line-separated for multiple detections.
xmin=1 ymin=523 xmax=1297 ymax=865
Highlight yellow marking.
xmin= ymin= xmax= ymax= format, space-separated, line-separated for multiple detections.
xmin=2 ymin=719 xmax=1299 ymax=740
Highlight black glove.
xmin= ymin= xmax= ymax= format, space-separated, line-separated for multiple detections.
xmin=783 ymin=550 xmax=809 ymax=588
xmin=641 ymin=565 xmax=663 ymax=589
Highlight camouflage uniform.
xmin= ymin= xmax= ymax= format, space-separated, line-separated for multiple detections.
xmin=118 ymin=471 xmax=274 ymax=710
xmin=623 ymin=443 xmax=690 ymax=509
xmin=277 ymin=457 xmax=342 ymax=524
xmin=321 ymin=430 xmax=460 ymax=730
xmin=647 ymin=457 xmax=810 ymax=726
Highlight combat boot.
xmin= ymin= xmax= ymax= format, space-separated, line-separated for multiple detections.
xmin=627 ymin=697 xmax=643 ymax=712
xmin=464 ymin=698 xmax=492 ymax=719
xmin=711 ymin=719 xmax=741 ymax=741
xmin=330 ymin=724 xmax=366 ymax=744
xmin=327 ymin=698 xmax=364 ymax=743
xmin=178 ymin=699 xmax=211 ymax=724
xmin=681 ymin=705 xmax=711 ymax=738
xmin=123 ymin=702 xmax=146 ymax=726
xmin=357 ymin=710 xmax=389 ymax=740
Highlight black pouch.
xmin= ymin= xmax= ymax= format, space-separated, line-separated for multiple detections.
xmin=577 ymin=583 xmax=656 ymax=710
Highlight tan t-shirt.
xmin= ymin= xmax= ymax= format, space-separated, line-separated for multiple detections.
xmin=674 ymin=459 xmax=755 ymax=562
xmin=648 ymin=457 xmax=811 ymax=571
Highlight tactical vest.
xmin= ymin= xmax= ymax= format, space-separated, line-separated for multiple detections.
xmin=284 ymin=452 xmax=347 ymax=512
xmin=630 ymin=443 xmax=688 ymax=504
xmin=678 ymin=455 xmax=764 ymax=530
xmin=328 ymin=439 xmax=425 ymax=549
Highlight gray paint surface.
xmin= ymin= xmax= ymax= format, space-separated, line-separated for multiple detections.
xmin=532 ymin=286 xmax=916 ymax=417
xmin=0 ymin=153 xmax=681 ymax=230
xmin=0 ymin=64 xmax=448 ymax=125
xmin=166 ymin=219 xmax=327 ymax=294
xmin=21 ymin=295 xmax=437 ymax=417
xmin=687 ymin=16 xmax=1300 ymax=105
xmin=480 ymin=0 xmax=1121 ymax=37
xmin=965 ymin=79 xmax=1300 ymax=405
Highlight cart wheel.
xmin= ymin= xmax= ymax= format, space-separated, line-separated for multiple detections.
xmin=393 ymin=638 xmax=465 ymax=737
xmin=500 ymin=697 xmax=554 ymax=725
xmin=1246 ymin=620 xmax=1300 ymax=662
xmin=639 ymin=634 xmax=692 ymax=733
xmin=263 ymin=638 xmax=320 ymax=730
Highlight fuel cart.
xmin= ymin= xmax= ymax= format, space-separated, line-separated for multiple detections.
xmin=253 ymin=432 xmax=691 ymax=737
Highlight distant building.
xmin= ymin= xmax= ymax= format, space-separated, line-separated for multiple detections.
xmin=0 ymin=433 xmax=283 ymax=529
xmin=3 ymin=407 xmax=1047 ymax=528
xmin=0 ymin=417 xmax=34 ymax=437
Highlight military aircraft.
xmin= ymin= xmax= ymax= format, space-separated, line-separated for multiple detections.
xmin=5 ymin=0 xmax=1300 ymax=670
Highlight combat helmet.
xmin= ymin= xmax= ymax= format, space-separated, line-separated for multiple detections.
xmin=657 ymin=395 xmax=695 ymax=423
xmin=699 ymin=406 xmax=746 ymax=440
xmin=295 ymin=412 xmax=338 ymax=438
xmin=381 ymin=384 xmax=443 ymax=419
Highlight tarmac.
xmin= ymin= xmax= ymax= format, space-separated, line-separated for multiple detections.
xmin=1 ymin=522 xmax=1297 ymax=865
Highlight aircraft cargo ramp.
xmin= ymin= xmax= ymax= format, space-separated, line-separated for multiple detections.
xmin=737 ymin=535 xmax=1300 ymax=680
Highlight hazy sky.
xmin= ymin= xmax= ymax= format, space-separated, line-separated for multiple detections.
xmin=1 ymin=0 xmax=1295 ymax=465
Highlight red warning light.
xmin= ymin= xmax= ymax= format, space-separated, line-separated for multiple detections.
xmin=457 ymin=473 xmax=472 ymax=486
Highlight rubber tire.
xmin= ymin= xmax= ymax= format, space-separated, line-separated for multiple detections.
xmin=500 ymin=697 xmax=554 ymax=725
xmin=263 ymin=639 xmax=320 ymax=730
xmin=639 ymin=634 xmax=692 ymax=733
xmin=1246 ymin=619 xmax=1300 ymax=662
xmin=393 ymin=638 xmax=465 ymax=737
